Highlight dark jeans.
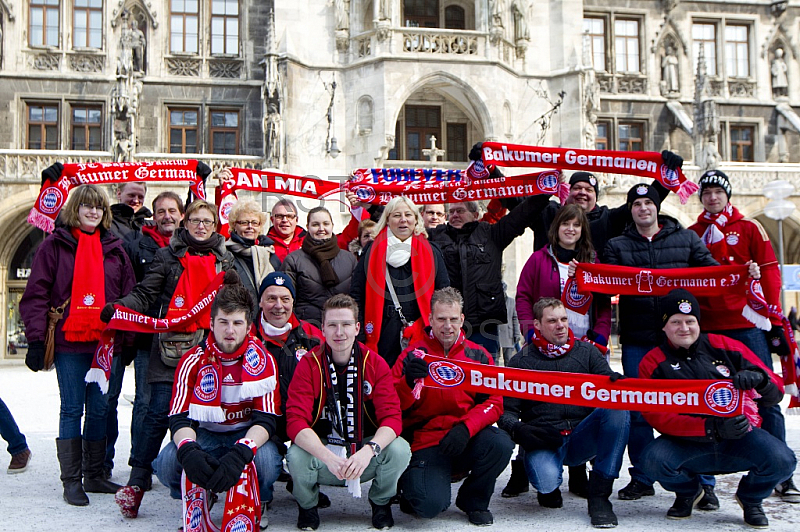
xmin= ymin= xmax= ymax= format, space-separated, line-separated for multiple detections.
xmin=130 ymin=348 xmax=152 ymax=465
xmin=0 ymin=395 xmax=28 ymax=456
xmin=128 ymin=381 xmax=172 ymax=474
xmin=104 ymin=353 xmax=125 ymax=470
xmin=54 ymin=352 xmax=109 ymax=441
xmin=641 ymin=428 xmax=796 ymax=505
xmin=399 ymin=426 xmax=513 ymax=517
xmin=522 ymin=408 xmax=630 ymax=494
xmin=468 ymin=323 xmax=500 ymax=361
xmin=621 ymin=343 xmax=656 ymax=486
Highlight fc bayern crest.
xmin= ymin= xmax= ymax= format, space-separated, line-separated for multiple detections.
xmin=40 ymin=187 xmax=65 ymax=214
xmin=427 ymin=360 xmax=465 ymax=387
xmin=636 ymin=185 xmax=649 ymax=195
xmin=186 ymin=499 xmax=204 ymax=532
xmin=537 ymin=171 xmax=560 ymax=193
xmin=365 ymin=322 xmax=374 ymax=334
xmin=174 ymin=295 xmax=186 ymax=308
xmin=726 ymin=233 xmax=739 ymax=246
xmin=716 ymin=365 xmax=731 ymax=377
xmin=351 ymin=169 xmax=369 ymax=183
xmin=83 ymin=293 xmax=96 ymax=306
xmin=589 ymin=176 xmax=597 ymax=186
xmin=352 ymin=185 xmax=376 ymax=203
xmin=223 ymin=515 xmax=254 ymax=532
xmin=295 ymin=348 xmax=307 ymax=361
xmin=196 ymin=367 xmax=219 ymax=402
xmin=660 ymin=165 xmax=680 ymax=187
xmin=566 ymin=282 xmax=587 ymax=307
xmin=275 ymin=276 xmax=285 ymax=286
xmin=678 ymin=301 xmax=692 ymax=314
xmin=704 ymin=381 xmax=740 ymax=415
xmin=363 ymin=380 xmax=373 ymax=395
xmin=244 ymin=347 xmax=266 ymax=376
xmin=467 ymin=160 xmax=489 ymax=180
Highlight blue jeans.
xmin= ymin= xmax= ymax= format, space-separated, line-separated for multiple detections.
xmin=104 ymin=353 xmax=126 ymax=470
xmin=0 ymin=396 xmax=28 ymax=456
xmin=153 ymin=427 xmax=282 ymax=501
xmin=522 ymin=408 xmax=630 ymax=494
xmin=130 ymin=348 xmax=152 ymax=463
xmin=54 ymin=352 xmax=109 ymax=441
xmin=641 ymin=427 xmax=796 ymax=505
xmin=621 ymin=343 xmax=657 ymax=486
xmin=128 ymin=381 xmax=172 ymax=473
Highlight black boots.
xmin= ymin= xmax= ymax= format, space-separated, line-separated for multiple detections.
xmin=82 ymin=438 xmax=122 ymax=493
xmin=56 ymin=438 xmax=89 ymax=506
xmin=587 ymin=471 xmax=618 ymax=528
xmin=501 ymin=458 xmax=530 ymax=497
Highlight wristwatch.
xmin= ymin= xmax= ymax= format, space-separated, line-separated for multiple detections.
xmin=366 ymin=441 xmax=381 ymax=457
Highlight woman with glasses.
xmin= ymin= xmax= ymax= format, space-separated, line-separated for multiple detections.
xmin=20 ymin=184 xmax=136 ymax=506
xmin=100 ymin=200 xmax=234 ymax=514
xmin=226 ymin=199 xmax=280 ymax=311
xmin=280 ymin=207 xmax=357 ymax=328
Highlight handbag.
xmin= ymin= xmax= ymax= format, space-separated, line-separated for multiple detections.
xmin=385 ymin=266 xmax=413 ymax=350
xmin=44 ymin=297 xmax=70 ymax=371
xmin=158 ymin=330 xmax=205 ymax=367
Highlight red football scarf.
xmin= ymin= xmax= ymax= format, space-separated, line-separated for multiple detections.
xmin=28 ymin=160 xmax=205 ymax=233
xmin=561 ymin=277 xmax=593 ymax=315
xmin=364 ymin=230 xmax=436 ymax=351
xmin=181 ymin=462 xmax=261 ymax=532
xmin=694 ymin=203 xmax=744 ymax=264
xmin=344 ymin=167 xmax=563 ymax=206
xmin=141 ymin=225 xmax=171 ymax=249
xmin=530 ymin=328 xmax=575 ymax=358
xmin=85 ymin=272 xmax=225 ymax=393
xmin=61 ymin=228 xmax=106 ymax=343
xmin=417 ymin=353 xmax=744 ymax=416
xmin=771 ymin=308 xmax=800 ymax=410
xmin=571 ymin=263 xmax=771 ymax=330
xmin=168 ymin=255 xmax=217 ymax=332
xmin=480 ymin=142 xmax=699 ymax=203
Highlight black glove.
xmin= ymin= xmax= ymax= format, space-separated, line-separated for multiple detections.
xmin=25 ymin=340 xmax=46 ymax=372
xmin=512 ymin=422 xmax=564 ymax=452
xmin=438 ymin=423 xmax=471 ymax=457
xmin=709 ymin=415 xmax=750 ymax=440
xmin=100 ymin=303 xmax=116 ymax=323
xmin=121 ymin=344 xmax=138 ymax=366
xmin=609 ymin=372 xmax=627 ymax=382
xmin=206 ymin=443 xmax=254 ymax=493
xmin=177 ymin=441 xmax=221 ymax=488
xmin=195 ymin=161 xmax=213 ymax=179
xmin=661 ymin=150 xmax=683 ymax=171
xmin=468 ymin=142 xmax=483 ymax=161
xmin=766 ymin=325 xmax=790 ymax=356
xmin=732 ymin=369 xmax=764 ymax=391
xmin=403 ymin=354 xmax=429 ymax=388
xmin=41 ymin=162 xmax=64 ymax=185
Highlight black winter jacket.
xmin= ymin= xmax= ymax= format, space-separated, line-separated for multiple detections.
xmin=110 ymin=204 xmax=153 ymax=241
xmin=123 ymin=231 xmax=167 ymax=350
xmin=604 ymin=216 xmax=718 ymax=346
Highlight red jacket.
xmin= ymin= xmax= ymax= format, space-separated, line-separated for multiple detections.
xmin=267 ymin=226 xmax=306 ymax=263
xmin=285 ymin=341 xmax=403 ymax=442
xmin=689 ymin=213 xmax=782 ymax=330
xmin=392 ymin=329 xmax=503 ymax=452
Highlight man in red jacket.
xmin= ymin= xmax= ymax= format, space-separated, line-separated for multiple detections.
xmin=285 ymin=294 xmax=411 ymax=531
xmin=267 ymin=199 xmax=307 ymax=263
xmin=393 ymin=287 xmax=513 ymax=526
xmin=688 ymin=170 xmax=799 ymax=502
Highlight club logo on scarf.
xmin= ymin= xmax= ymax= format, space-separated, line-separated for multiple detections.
xmin=716 ymin=365 xmax=731 ymax=377
xmin=365 ymin=322 xmax=374 ymax=334
xmin=97 ymin=343 xmax=112 ymax=372
xmin=352 ymin=185 xmax=376 ymax=203
xmin=223 ymin=515 xmax=254 ymax=532
xmin=635 ymin=270 xmax=654 ymax=293
xmin=40 ymin=187 xmax=65 ymax=214
xmin=295 ymin=347 xmax=307 ymax=361
xmin=467 ymin=160 xmax=489 ymax=180
xmin=537 ymin=171 xmax=560 ymax=193
xmin=704 ymin=381 xmax=739 ymax=415
xmin=219 ymin=194 xmax=237 ymax=224
xmin=660 ymin=166 xmax=680 ymax=188
xmin=363 ymin=380 xmax=373 ymax=395
xmin=244 ymin=346 xmax=266 ymax=376
xmin=174 ymin=295 xmax=186 ymax=308
xmin=726 ymin=232 xmax=739 ymax=246
xmin=185 ymin=498 xmax=204 ymax=532
xmin=196 ymin=367 xmax=219 ymax=402
xmin=351 ymin=169 xmax=369 ymax=183
xmin=428 ymin=360 xmax=465 ymax=387
xmin=636 ymin=185 xmax=649 ymax=195
xmin=82 ymin=293 xmax=96 ymax=306
xmin=749 ymin=280 xmax=766 ymax=310
xmin=563 ymin=277 xmax=592 ymax=315
xmin=678 ymin=301 xmax=692 ymax=314
xmin=196 ymin=181 xmax=205 ymax=199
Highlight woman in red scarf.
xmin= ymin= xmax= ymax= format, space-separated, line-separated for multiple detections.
xmin=350 ymin=196 xmax=450 ymax=367
xmin=20 ymin=184 xmax=136 ymax=506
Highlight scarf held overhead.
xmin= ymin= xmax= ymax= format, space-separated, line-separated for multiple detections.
xmin=28 ymin=160 xmax=205 ymax=233
xmin=480 ymin=142 xmax=699 ymax=203
xmin=61 ymin=228 xmax=106 ymax=343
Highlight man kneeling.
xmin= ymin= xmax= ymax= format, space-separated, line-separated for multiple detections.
xmin=639 ymin=289 xmax=796 ymax=528
xmin=285 ymin=294 xmax=411 ymax=530
xmin=497 ymin=298 xmax=630 ymax=528
xmin=152 ymin=273 xmax=282 ymax=523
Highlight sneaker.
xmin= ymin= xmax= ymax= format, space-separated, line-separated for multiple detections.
xmin=317 ymin=491 xmax=331 ymax=509
xmin=465 ymin=510 xmax=494 ymax=526
xmin=537 ymin=488 xmax=563 ymax=508
xmin=296 ymin=504 xmax=320 ymax=531
xmin=736 ymin=496 xmax=769 ymax=529
xmin=618 ymin=479 xmax=655 ymax=500
xmin=115 ymin=485 xmax=145 ymax=518
xmin=501 ymin=459 xmax=530 ymax=498
xmin=370 ymin=500 xmax=394 ymax=530
xmin=697 ymin=484 xmax=720 ymax=511
xmin=666 ymin=488 xmax=703 ymax=520
xmin=776 ymin=478 xmax=800 ymax=504
xmin=260 ymin=501 xmax=269 ymax=530
xmin=7 ymin=449 xmax=31 ymax=474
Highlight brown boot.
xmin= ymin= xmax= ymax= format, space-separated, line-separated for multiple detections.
xmin=82 ymin=438 xmax=122 ymax=493
xmin=56 ymin=438 xmax=89 ymax=506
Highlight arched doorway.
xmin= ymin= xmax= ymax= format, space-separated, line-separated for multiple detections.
xmin=4 ymin=228 xmax=46 ymax=360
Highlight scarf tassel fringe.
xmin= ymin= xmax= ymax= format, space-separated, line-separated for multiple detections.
xmin=239 ymin=376 xmax=276 ymax=401
xmin=677 ymin=180 xmax=699 ymax=204
xmin=189 ymin=404 xmax=226 ymax=423
xmin=85 ymin=368 xmax=109 ymax=394
xmin=742 ymin=305 xmax=772 ymax=331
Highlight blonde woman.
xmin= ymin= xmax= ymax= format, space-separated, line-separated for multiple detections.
xmin=226 ymin=199 xmax=280 ymax=308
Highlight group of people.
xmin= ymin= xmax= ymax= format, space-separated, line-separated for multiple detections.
xmin=7 ymin=150 xmax=798 ymax=530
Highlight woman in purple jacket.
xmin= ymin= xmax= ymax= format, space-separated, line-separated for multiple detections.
xmin=20 ymin=184 xmax=135 ymax=507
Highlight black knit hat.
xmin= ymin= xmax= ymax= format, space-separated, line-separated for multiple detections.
xmin=660 ymin=288 xmax=701 ymax=326
xmin=698 ymin=170 xmax=732 ymax=200
xmin=569 ymin=172 xmax=599 ymax=195
xmin=258 ymin=271 xmax=295 ymax=299
xmin=626 ymin=183 xmax=661 ymax=213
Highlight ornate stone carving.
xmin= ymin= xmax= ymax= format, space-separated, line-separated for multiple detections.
xmin=617 ymin=75 xmax=647 ymax=94
xmin=70 ymin=54 xmax=105 ymax=73
xmin=771 ymin=48 xmax=789 ymax=97
xmin=402 ymin=31 xmax=478 ymax=55
xmin=660 ymin=41 xmax=680 ymax=97
xmin=29 ymin=53 xmax=60 ymax=71
xmin=728 ymin=79 xmax=756 ymax=98
xmin=596 ymin=73 xmax=614 ymax=93
xmin=263 ymin=9 xmax=284 ymax=168
xmin=357 ymin=36 xmax=372 ymax=58
xmin=209 ymin=60 xmax=242 ymax=79
xmin=166 ymin=57 xmax=201 ymax=77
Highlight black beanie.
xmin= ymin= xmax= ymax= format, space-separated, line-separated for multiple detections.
xmin=660 ymin=288 xmax=701 ymax=326
xmin=569 ymin=172 xmax=599 ymax=195
xmin=626 ymin=183 xmax=661 ymax=212
xmin=258 ymin=271 xmax=296 ymax=299
xmin=698 ymin=170 xmax=732 ymax=200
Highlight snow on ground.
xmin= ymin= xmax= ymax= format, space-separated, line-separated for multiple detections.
xmin=0 ymin=360 xmax=798 ymax=532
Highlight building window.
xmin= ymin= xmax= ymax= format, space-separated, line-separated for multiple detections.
xmin=170 ymin=0 xmax=199 ymax=54
xmin=404 ymin=105 xmax=441 ymax=160
xmin=596 ymin=120 xmax=610 ymax=150
xmin=614 ymin=19 xmax=640 ymax=73
xmin=692 ymin=22 xmax=717 ymax=76
xmin=71 ymin=105 xmax=102 ymax=150
xmin=169 ymin=108 xmax=199 ymax=153
xmin=618 ymin=122 xmax=644 ymax=151
xmin=27 ymin=103 xmax=59 ymax=149
xmin=725 ymin=24 xmax=749 ymax=78
xmin=209 ymin=110 xmax=239 ymax=154
xmin=729 ymin=125 xmax=755 ymax=162
xmin=30 ymin=0 xmax=60 ymax=47
xmin=404 ymin=0 xmax=439 ymax=28
xmin=583 ymin=17 xmax=606 ymax=71
xmin=211 ymin=0 xmax=239 ymax=55
xmin=73 ymin=0 xmax=103 ymax=49
xmin=444 ymin=5 xmax=465 ymax=30
xmin=446 ymin=123 xmax=467 ymax=162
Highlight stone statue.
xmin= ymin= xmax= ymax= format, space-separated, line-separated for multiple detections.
xmin=264 ymin=87 xmax=281 ymax=166
xmin=334 ymin=0 xmax=349 ymax=30
xmin=511 ymin=1 xmax=529 ymax=42
xmin=129 ymin=19 xmax=146 ymax=73
xmin=491 ymin=0 xmax=505 ymax=28
xmin=378 ymin=0 xmax=391 ymax=21
xmin=117 ymin=19 xmax=134 ymax=76
xmin=772 ymin=48 xmax=789 ymax=97
xmin=113 ymin=130 xmax=133 ymax=163
xmin=661 ymin=44 xmax=679 ymax=95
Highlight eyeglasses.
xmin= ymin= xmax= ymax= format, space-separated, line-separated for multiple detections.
xmin=272 ymin=213 xmax=297 ymax=221
xmin=235 ymin=220 xmax=262 ymax=227
xmin=79 ymin=203 xmax=105 ymax=212
xmin=187 ymin=219 xmax=215 ymax=227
